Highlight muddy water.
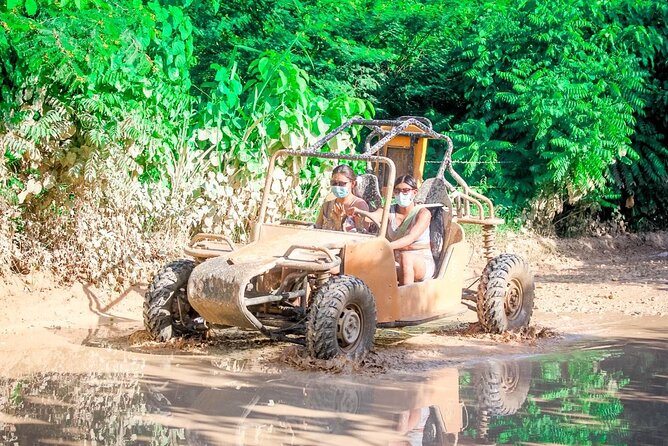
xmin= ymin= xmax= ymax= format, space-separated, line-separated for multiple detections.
xmin=1 ymin=323 xmax=667 ymax=445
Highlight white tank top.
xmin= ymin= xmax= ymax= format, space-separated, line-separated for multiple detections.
xmin=387 ymin=205 xmax=430 ymax=244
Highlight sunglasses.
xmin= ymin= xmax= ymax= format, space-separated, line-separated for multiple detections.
xmin=331 ymin=180 xmax=350 ymax=187
xmin=393 ymin=187 xmax=415 ymax=194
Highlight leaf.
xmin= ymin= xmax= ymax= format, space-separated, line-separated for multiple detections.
xmin=179 ymin=23 xmax=191 ymax=40
xmin=10 ymin=381 xmax=23 ymax=406
xmin=174 ymin=54 xmax=186 ymax=68
xmin=257 ymin=57 xmax=269 ymax=76
xmin=24 ymin=0 xmax=37 ymax=15
xmin=169 ymin=6 xmax=184 ymax=27
xmin=168 ymin=67 xmax=180 ymax=81
xmin=7 ymin=0 xmax=22 ymax=11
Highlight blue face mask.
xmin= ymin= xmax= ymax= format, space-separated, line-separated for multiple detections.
xmin=397 ymin=192 xmax=414 ymax=208
xmin=331 ymin=185 xmax=349 ymax=199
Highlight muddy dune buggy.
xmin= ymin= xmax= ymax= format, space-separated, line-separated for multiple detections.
xmin=144 ymin=117 xmax=535 ymax=360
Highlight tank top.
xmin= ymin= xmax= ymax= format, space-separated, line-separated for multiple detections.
xmin=387 ymin=205 xmax=430 ymax=245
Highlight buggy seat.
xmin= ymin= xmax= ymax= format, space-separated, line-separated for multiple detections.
xmin=415 ymin=177 xmax=453 ymax=277
xmin=354 ymin=173 xmax=383 ymax=212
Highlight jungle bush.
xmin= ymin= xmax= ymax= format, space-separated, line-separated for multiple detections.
xmin=1 ymin=0 xmax=666 ymax=285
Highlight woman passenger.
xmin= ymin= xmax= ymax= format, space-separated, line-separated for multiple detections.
xmin=351 ymin=174 xmax=435 ymax=285
xmin=315 ymin=164 xmax=369 ymax=232
xmin=387 ymin=175 xmax=435 ymax=285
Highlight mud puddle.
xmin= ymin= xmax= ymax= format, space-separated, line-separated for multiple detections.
xmin=1 ymin=317 xmax=667 ymax=445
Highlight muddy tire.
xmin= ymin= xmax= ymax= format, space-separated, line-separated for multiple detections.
xmin=306 ymin=275 xmax=377 ymax=360
xmin=475 ymin=361 xmax=532 ymax=416
xmin=144 ymin=259 xmax=203 ymax=342
xmin=477 ymin=254 xmax=534 ymax=333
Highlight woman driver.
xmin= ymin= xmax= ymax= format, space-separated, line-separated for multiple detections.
xmin=315 ymin=165 xmax=369 ymax=231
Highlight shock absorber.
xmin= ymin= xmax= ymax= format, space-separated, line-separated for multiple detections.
xmin=482 ymin=224 xmax=496 ymax=262
xmin=314 ymin=272 xmax=330 ymax=288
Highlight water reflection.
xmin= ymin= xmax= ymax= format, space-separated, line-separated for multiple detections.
xmin=1 ymin=341 xmax=666 ymax=445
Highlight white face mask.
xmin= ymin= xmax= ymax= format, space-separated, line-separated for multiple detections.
xmin=397 ymin=192 xmax=414 ymax=208
xmin=331 ymin=185 xmax=349 ymax=199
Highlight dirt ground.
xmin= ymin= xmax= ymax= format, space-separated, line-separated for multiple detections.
xmin=0 ymin=231 xmax=667 ymax=377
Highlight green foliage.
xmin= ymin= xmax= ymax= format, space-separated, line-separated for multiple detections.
xmin=188 ymin=49 xmax=373 ymax=237
xmin=243 ymin=0 xmax=667 ymax=231
xmin=441 ymin=1 xmax=656 ymax=208
xmin=197 ymin=50 xmax=371 ymax=173
xmin=9 ymin=381 xmax=23 ymax=407
xmin=0 ymin=0 xmax=196 ymax=203
xmin=1 ymin=0 xmax=667 ymax=279
xmin=0 ymin=0 xmax=373 ymax=282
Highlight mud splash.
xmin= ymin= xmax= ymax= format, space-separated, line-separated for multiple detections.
xmin=431 ymin=322 xmax=560 ymax=345
xmin=277 ymin=345 xmax=396 ymax=374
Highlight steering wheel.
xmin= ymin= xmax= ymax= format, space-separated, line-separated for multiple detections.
xmin=354 ymin=209 xmax=381 ymax=228
xmin=341 ymin=209 xmax=381 ymax=234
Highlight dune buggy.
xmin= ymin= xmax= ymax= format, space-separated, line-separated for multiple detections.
xmin=144 ymin=117 xmax=535 ymax=360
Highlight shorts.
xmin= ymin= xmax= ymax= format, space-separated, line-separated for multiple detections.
xmin=420 ymin=249 xmax=436 ymax=280
xmin=395 ymin=249 xmax=436 ymax=281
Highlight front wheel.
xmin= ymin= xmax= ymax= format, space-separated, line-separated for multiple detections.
xmin=306 ymin=275 xmax=377 ymax=360
xmin=477 ymin=254 xmax=534 ymax=333
xmin=144 ymin=259 xmax=205 ymax=341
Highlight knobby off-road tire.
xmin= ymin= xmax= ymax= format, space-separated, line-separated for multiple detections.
xmin=477 ymin=254 xmax=534 ymax=333
xmin=475 ymin=361 xmax=532 ymax=416
xmin=144 ymin=259 xmax=202 ymax=342
xmin=306 ymin=275 xmax=377 ymax=360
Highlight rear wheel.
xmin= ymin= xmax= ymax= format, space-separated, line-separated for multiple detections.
xmin=144 ymin=259 xmax=204 ymax=341
xmin=477 ymin=254 xmax=534 ymax=333
xmin=306 ymin=275 xmax=377 ymax=360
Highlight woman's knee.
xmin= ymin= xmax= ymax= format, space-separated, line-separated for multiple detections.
xmin=397 ymin=251 xmax=414 ymax=268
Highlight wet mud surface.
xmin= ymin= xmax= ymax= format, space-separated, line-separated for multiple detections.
xmin=1 ymin=320 xmax=666 ymax=445
xmin=1 ymin=232 xmax=667 ymax=444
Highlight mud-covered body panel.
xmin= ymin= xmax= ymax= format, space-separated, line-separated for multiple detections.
xmin=251 ymin=224 xmax=373 ymax=257
xmin=187 ymin=256 xmax=276 ymax=329
xmin=186 ymin=224 xmax=375 ymax=329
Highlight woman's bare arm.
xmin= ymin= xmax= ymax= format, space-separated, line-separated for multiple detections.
xmin=315 ymin=206 xmax=324 ymax=229
xmin=352 ymin=207 xmax=383 ymax=226
xmin=389 ymin=208 xmax=431 ymax=250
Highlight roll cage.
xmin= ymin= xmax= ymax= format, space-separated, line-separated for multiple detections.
xmin=254 ymin=117 xmax=503 ymax=257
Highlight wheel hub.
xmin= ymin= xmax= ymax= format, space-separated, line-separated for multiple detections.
xmin=504 ymin=279 xmax=523 ymax=318
xmin=338 ymin=305 xmax=362 ymax=347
